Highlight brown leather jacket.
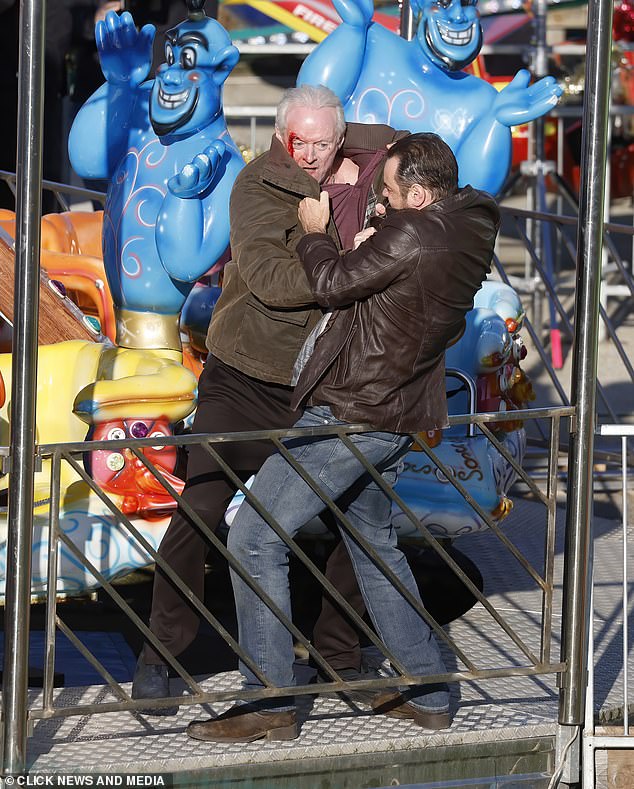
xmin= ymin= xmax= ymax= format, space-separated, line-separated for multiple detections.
xmin=206 ymin=123 xmax=404 ymax=384
xmin=291 ymin=186 xmax=500 ymax=433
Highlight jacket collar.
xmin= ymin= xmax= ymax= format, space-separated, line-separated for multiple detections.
xmin=427 ymin=185 xmax=496 ymax=215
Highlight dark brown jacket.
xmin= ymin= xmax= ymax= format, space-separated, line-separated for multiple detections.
xmin=292 ymin=186 xmax=500 ymax=433
xmin=206 ymin=123 xmax=404 ymax=384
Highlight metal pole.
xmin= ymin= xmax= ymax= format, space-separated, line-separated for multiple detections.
xmin=559 ymin=0 xmax=614 ymax=729
xmin=399 ymin=0 xmax=415 ymax=41
xmin=2 ymin=0 xmax=46 ymax=774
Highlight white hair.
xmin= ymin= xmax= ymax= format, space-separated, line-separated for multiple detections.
xmin=276 ymin=84 xmax=346 ymax=140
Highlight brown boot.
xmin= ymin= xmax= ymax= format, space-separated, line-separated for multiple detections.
xmin=371 ymin=691 xmax=452 ymax=730
xmin=187 ymin=704 xmax=298 ymax=743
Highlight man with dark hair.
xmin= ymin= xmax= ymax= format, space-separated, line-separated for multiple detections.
xmin=386 ymin=132 xmax=459 ymax=200
xmin=186 ymin=132 xmax=501 ymax=743
xmin=132 ymin=84 xmax=405 ymax=712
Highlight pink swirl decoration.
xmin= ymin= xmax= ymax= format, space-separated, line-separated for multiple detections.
xmin=354 ymin=88 xmax=425 ymax=126
xmin=108 ymin=140 xmax=167 ymax=280
xmin=121 ymin=238 xmax=144 ymax=279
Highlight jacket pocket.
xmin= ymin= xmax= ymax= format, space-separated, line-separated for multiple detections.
xmin=235 ymin=297 xmax=312 ymax=368
xmin=244 ymin=297 xmax=311 ymax=327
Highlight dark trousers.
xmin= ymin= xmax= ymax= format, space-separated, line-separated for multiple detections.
xmin=145 ymin=355 xmax=366 ymax=670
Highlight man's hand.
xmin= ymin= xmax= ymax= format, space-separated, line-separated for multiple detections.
xmin=353 ymin=227 xmax=376 ymax=249
xmin=298 ymin=192 xmax=330 ymax=234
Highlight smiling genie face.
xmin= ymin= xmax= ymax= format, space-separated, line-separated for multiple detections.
xmin=150 ymin=17 xmax=238 ymax=139
xmin=414 ymin=0 xmax=483 ymax=72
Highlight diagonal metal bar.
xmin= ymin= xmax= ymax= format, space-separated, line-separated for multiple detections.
xmin=411 ymin=435 xmax=546 ymax=592
xmin=53 ymin=533 xmax=199 ymax=716
xmin=0 ymin=170 xmax=107 ymax=209
xmin=602 ymin=231 xmax=634 ymax=298
xmin=265 ymin=436 xmax=475 ymax=672
xmin=477 ymin=422 xmax=549 ymax=506
xmin=340 ymin=435 xmax=541 ymax=666
xmin=563 ymin=225 xmax=634 ymax=388
xmin=23 ymin=405 xmax=573 ymax=716
xmin=492 ymin=253 xmax=570 ymax=408
xmin=596 ymin=303 xmax=634 ymax=383
xmin=513 ymin=218 xmax=617 ymax=422
xmin=192 ymin=441 xmax=420 ymax=677
xmin=54 ymin=616 xmax=131 ymax=704
xmin=557 ymin=226 xmax=634 ymax=411
xmin=126 ymin=441 xmax=379 ymax=683
xmin=514 ymin=217 xmax=576 ymax=336
xmin=62 ymin=451 xmax=272 ymax=691
xmin=52 ymin=490 xmax=203 ymax=699
xmin=557 ymin=225 xmax=634 ymax=386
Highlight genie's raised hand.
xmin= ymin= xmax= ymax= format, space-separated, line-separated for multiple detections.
xmin=492 ymin=69 xmax=563 ymax=128
xmin=167 ymin=140 xmax=227 ymax=199
xmin=96 ymin=10 xmax=155 ymax=88
xmin=332 ymin=0 xmax=374 ymax=29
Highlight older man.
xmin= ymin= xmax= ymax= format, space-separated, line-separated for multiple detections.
xmin=132 ymin=85 xmax=404 ymax=711
xmin=186 ymin=132 xmax=500 ymax=742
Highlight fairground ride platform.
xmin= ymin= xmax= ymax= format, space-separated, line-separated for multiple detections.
xmin=12 ymin=496 xmax=632 ymax=788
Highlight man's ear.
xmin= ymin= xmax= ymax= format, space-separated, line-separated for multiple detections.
xmin=408 ymin=185 xmax=433 ymax=209
xmin=275 ymin=125 xmax=285 ymax=143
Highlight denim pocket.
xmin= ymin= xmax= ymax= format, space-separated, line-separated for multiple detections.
xmin=317 ymin=431 xmax=402 ymax=492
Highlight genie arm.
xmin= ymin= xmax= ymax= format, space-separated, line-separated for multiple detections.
xmin=69 ymin=11 xmax=154 ymax=179
xmin=297 ymin=0 xmax=373 ymax=104
xmin=456 ymin=70 xmax=562 ymax=195
xmin=156 ymin=140 xmax=239 ymax=283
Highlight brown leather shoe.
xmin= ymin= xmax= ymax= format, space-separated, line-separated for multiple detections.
xmin=187 ymin=704 xmax=298 ymax=743
xmin=371 ymin=691 xmax=451 ymax=730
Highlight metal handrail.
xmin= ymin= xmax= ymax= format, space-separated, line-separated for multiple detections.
xmin=0 ymin=406 xmax=573 ymax=725
xmin=0 ymin=170 xmax=106 ymax=211
xmin=582 ymin=425 xmax=634 ymax=789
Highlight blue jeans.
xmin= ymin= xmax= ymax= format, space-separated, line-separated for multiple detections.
xmin=227 ymin=405 xmax=450 ymax=713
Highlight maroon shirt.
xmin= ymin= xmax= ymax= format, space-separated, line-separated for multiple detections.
xmin=323 ymin=149 xmax=386 ymax=250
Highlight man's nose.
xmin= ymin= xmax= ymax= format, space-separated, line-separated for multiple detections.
xmin=303 ymin=144 xmax=317 ymax=161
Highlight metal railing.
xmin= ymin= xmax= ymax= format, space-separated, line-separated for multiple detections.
xmin=493 ymin=204 xmax=634 ymax=427
xmin=0 ymin=170 xmax=106 ymax=212
xmin=3 ymin=404 xmax=573 ymax=727
xmin=582 ymin=424 xmax=634 ymax=789
xmin=0 ymin=0 xmax=613 ymax=781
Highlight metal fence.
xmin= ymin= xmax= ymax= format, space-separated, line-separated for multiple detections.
xmin=493 ymin=204 xmax=634 ymax=427
xmin=582 ymin=424 xmax=634 ymax=789
xmin=8 ymin=404 xmax=572 ymax=727
xmin=0 ymin=171 xmax=106 ymax=213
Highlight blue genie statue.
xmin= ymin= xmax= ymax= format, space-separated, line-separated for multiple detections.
xmin=298 ymin=0 xmax=562 ymax=195
xmin=69 ymin=0 xmax=244 ymax=354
